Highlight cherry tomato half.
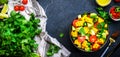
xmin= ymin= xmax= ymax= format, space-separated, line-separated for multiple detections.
xmin=110 ymin=7 xmax=115 ymax=13
xmin=19 ymin=6 xmax=25 ymax=11
xmin=14 ymin=5 xmax=19 ymax=11
xmin=72 ymin=19 xmax=78 ymax=27
xmin=90 ymin=35 xmax=97 ymax=43
xmin=22 ymin=0 xmax=28 ymax=5
xmin=78 ymin=36 xmax=86 ymax=42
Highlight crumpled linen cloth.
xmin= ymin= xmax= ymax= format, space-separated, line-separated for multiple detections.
xmin=8 ymin=0 xmax=71 ymax=57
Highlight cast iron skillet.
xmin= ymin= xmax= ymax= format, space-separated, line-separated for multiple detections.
xmin=70 ymin=13 xmax=109 ymax=52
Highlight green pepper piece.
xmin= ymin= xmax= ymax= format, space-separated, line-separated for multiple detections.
xmin=102 ymin=32 xmax=107 ymax=39
xmin=115 ymin=7 xmax=120 ymax=12
xmin=85 ymin=47 xmax=91 ymax=52
xmin=83 ymin=22 xmax=87 ymax=27
xmin=87 ymin=42 xmax=91 ymax=47
xmin=79 ymin=27 xmax=85 ymax=36
xmin=90 ymin=13 xmax=97 ymax=18
xmin=100 ymin=22 xmax=105 ymax=28
xmin=72 ymin=37 xmax=76 ymax=40
xmin=97 ymin=33 xmax=101 ymax=38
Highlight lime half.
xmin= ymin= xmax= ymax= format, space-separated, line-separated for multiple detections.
xmin=96 ymin=0 xmax=111 ymax=7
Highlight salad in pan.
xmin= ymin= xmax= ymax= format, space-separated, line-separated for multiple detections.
xmin=70 ymin=13 xmax=109 ymax=52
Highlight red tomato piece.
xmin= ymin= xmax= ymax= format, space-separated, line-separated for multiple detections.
xmin=78 ymin=36 xmax=86 ymax=42
xmin=22 ymin=0 xmax=28 ymax=4
xmin=90 ymin=35 xmax=97 ymax=43
xmin=113 ymin=13 xmax=119 ymax=19
xmin=14 ymin=5 xmax=19 ymax=11
xmin=112 ymin=12 xmax=117 ymax=16
xmin=92 ymin=43 xmax=100 ymax=51
xmin=110 ymin=7 xmax=115 ymax=13
xmin=117 ymin=12 xmax=120 ymax=17
xmin=19 ymin=6 xmax=25 ymax=11
xmin=72 ymin=19 xmax=78 ymax=27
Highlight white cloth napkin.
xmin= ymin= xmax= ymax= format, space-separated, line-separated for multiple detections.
xmin=8 ymin=0 xmax=71 ymax=57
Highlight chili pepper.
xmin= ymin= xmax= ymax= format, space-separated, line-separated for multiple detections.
xmin=115 ymin=0 xmax=120 ymax=2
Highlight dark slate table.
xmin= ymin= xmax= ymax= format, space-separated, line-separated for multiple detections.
xmin=38 ymin=0 xmax=120 ymax=57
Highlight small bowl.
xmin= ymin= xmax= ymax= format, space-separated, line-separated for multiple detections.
xmin=96 ymin=0 xmax=111 ymax=7
xmin=109 ymin=6 xmax=120 ymax=21
xmin=70 ymin=13 xmax=109 ymax=52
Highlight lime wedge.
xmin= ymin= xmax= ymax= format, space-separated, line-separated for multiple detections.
xmin=0 ymin=13 xmax=8 ymax=19
xmin=1 ymin=4 xmax=8 ymax=14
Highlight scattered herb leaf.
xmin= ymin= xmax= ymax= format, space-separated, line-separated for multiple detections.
xmin=59 ymin=33 xmax=64 ymax=38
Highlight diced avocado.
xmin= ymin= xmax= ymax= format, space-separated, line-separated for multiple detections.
xmin=96 ymin=33 xmax=102 ymax=38
xmin=87 ymin=23 xmax=93 ymax=28
xmin=90 ymin=13 xmax=97 ymax=18
xmin=102 ymin=32 xmax=107 ymax=39
xmin=78 ymin=15 xmax=81 ymax=19
xmin=72 ymin=26 xmax=75 ymax=30
xmin=75 ymin=27 xmax=82 ymax=32
xmin=85 ymin=36 xmax=89 ymax=40
xmin=90 ymin=30 xmax=95 ymax=35
xmin=85 ymin=47 xmax=91 ymax=52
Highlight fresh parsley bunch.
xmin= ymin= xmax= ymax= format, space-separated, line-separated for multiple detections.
xmin=0 ymin=11 xmax=41 ymax=57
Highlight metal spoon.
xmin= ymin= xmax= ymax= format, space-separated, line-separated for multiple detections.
xmin=100 ymin=31 xmax=120 ymax=57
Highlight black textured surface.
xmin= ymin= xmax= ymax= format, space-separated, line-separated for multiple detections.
xmin=38 ymin=0 xmax=120 ymax=57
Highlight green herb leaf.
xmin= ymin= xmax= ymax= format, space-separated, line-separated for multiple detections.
xmin=0 ymin=10 xmax=41 ymax=57
xmin=59 ymin=33 xmax=64 ymax=38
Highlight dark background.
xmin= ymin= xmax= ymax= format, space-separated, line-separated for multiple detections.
xmin=38 ymin=0 xmax=120 ymax=57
